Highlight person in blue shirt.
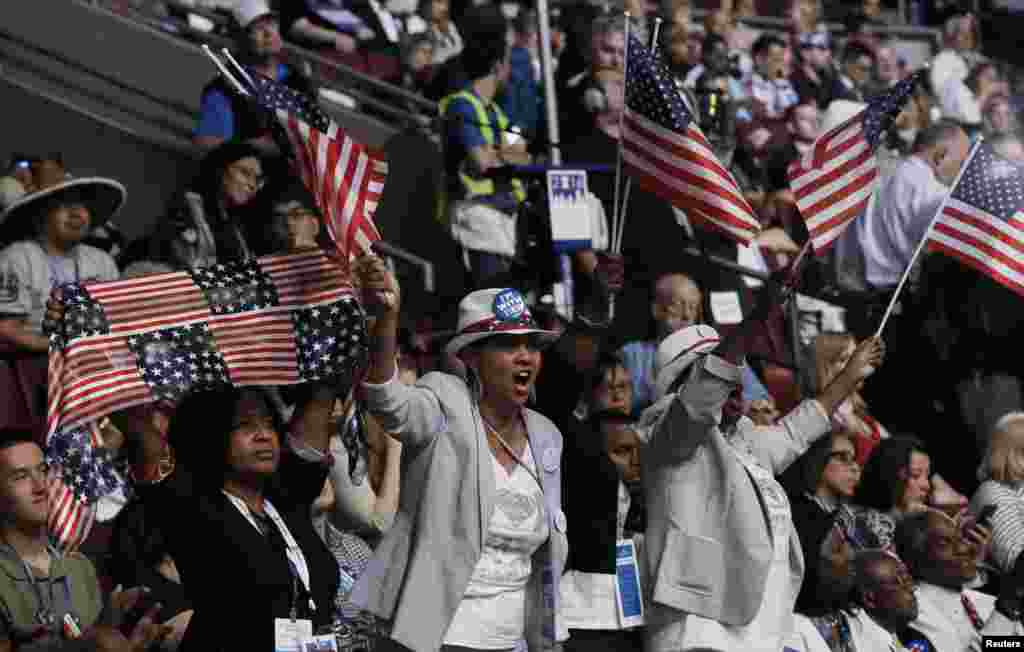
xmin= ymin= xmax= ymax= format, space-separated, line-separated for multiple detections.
xmin=193 ymin=0 xmax=312 ymax=152
xmin=619 ymin=271 xmax=772 ymax=415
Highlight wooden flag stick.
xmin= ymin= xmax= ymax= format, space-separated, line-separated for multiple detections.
xmin=874 ymin=137 xmax=984 ymax=339
xmin=613 ymin=16 xmax=662 ymax=254
xmin=200 ymin=45 xmax=250 ymax=97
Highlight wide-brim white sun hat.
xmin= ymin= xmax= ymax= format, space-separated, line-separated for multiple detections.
xmin=653 ymin=324 xmax=723 ymax=400
xmin=0 ymin=177 xmax=126 ymax=232
xmin=445 ymin=288 xmax=560 ymax=356
xmin=233 ymin=0 xmax=277 ymax=29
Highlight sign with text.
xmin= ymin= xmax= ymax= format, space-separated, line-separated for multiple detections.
xmin=547 ymin=170 xmax=592 ymax=253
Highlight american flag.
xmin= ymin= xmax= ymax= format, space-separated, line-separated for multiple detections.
xmin=46 ymin=250 xmax=367 ymax=549
xmin=788 ymin=70 xmax=924 ymax=252
xmin=245 ymin=69 xmax=387 ymax=263
xmin=927 ymin=142 xmax=1024 ymax=295
xmin=621 ymin=35 xmax=760 ymax=244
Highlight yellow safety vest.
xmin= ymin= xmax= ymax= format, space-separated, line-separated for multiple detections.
xmin=439 ymin=90 xmax=527 ymax=204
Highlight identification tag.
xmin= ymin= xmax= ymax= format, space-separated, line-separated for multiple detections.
xmin=614 ymin=539 xmax=644 ymax=628
xmin=274 ymin=618 xmax=313 ymax=652
xmin=300 ymin=634 xmax=340 ymax=651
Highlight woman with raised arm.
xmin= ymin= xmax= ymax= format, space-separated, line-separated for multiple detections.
xmin=352 ymin=255 xmax=568 ymax=652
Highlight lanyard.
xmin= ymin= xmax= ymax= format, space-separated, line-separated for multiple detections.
xmin=16 ymin=548 xmax=73 ymax=629
xmin=480 ymin=413 xmax=544 ymax=493
xmin=36 ymin=242 xmax=80 ymax=289
xmin=223 ymin=493 xmax=316 ymax=616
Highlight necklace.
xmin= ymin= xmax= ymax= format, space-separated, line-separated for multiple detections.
xmin=479 ymin=410 xmax=543 ymax=490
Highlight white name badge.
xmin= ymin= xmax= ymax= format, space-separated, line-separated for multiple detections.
xmin=275 ymin=618 xmax=313 ymax=652
xmin=710 ymin=290 xmax=744 ymax=325
xmin=614 ymin=539 xmax=644 ymax=628
xmin=300 ymin=634 xmax=340 ymax=651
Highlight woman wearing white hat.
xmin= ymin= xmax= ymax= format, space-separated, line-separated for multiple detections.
xmin=638 ymin=315 xmax=883 ymax=652
xmin=352 ymin=256 xmax=568 ymax=652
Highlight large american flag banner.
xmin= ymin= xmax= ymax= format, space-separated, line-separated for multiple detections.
xmin=621 ymin=34 xmax=760 ymax=245
xmin=46 ymin=251 xmax=367 ymax=549
xmin=246 ymin=69 xmax=387 ymax=264
xmin=788 ymin=70 xmax=924 ymax=252
xmin=927 ymin=142 xmax=1024 ymax=295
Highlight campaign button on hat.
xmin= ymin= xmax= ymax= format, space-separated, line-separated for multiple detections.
xmin=493 ymin=288 xmax=527 ymax=322
xmin=542 ymin=447 xmax=560 ymax=472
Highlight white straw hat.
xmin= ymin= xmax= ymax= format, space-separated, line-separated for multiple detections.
xmin=0 ymin=177 xmax=126 ymax=232
xmin=653 ymin=324 xmax=723 ymax=400
xmin=445 ymin=288 xmax=560 ymax=356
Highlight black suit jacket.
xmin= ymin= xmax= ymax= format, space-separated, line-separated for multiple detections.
xmin=144 ymin=450 xmax=338 ymax=651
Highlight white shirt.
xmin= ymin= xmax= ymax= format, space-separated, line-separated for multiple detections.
xmin=444 ymin=446 xmax=550 ymax=649
xmin=848 ymin=156 xmax=948 ymax=288
xmin=912 ymin=582 xmax=1022 ymax=652
xmin=0 ymin=240 xmax=119 ymax=334
xmin=747 ymin=72 xmax=799 ymax=119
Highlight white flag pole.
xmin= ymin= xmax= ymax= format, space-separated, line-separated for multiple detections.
xmin=221 ymin=49 xmax=256 ymax=90
xmin=610 ymin=12 xmax=632 ymax=255
xmin=200 ymin=45 xmax=250 ymax=97
xmin=613 ymin=16 xmax=662 ymax=254
xmin=874 ymin=137 xmax=984 ymax=339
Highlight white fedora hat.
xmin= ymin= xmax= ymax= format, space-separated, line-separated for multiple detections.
xmin=653 ymin=324 xmax=723 ymax=400
xmin=445 ymin=288 xmax=559 ymax=356
xmin=0 ymin=176 xmax=126 ymax=232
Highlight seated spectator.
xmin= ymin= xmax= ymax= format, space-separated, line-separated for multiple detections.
xmin=789 ymin=30 xmax=843 ymax=110
xmin=896 ymin=510 xmax=1022 ymax=650
xmin=806 ymin=333 xmax=890 ymax=465
xmin=970 ymin=413 xmax=1024 ymax=574
xmin=270 ymin=193 xmax=324 ymax=253
xmin=282 ymin=0 xmax=403 ymax=82
xmin=0 ymin=177 xmax=122 ymax=354
xmin=129 ymin=143 xmax=267 ymax=271
xmin=572 ymin=353 xmax=633 ymax=427
xmin=791 ymin=502 xmax=897 ymax=652
xmin=194 ymin=0 xmax=312 ymax=152
xmin=405 ymin=0 xmax=463 ymax=65
xmin=0 ymin=429 xmax=170 ymax=651
xmin=439 ymin=7 xmax=532 ymax=288
xmin=852 ymin=436 xmax=933 ymax=550
xmin=560 ymin=410 xmax=643 ymax=652
xmin=851 ymin=550 xmax=921 ymax=649
xmin=836 ymin=42 xmax=876 ymax=103
xmin=783 ymin=431 xmax=862 ymax=542
xmin=619 ymin=272 xmax=703 ymax=414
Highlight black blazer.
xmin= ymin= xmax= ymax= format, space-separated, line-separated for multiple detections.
xmin=144 ymin=450 xmax=339 ymax=651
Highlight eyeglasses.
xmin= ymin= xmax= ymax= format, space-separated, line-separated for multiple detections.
xmin=828 ymin=450 xmax=859 ymax=466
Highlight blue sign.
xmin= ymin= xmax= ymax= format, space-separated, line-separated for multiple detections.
xmin=493 ymin=289 xmax=527 ymax=322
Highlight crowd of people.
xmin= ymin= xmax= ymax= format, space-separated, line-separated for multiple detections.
xmin=3 ymin=0 xmax=1024 ymax=650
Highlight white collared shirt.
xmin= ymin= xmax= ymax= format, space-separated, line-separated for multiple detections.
xmin=912 ymin=582 xmax=1021 ymax=652
xmin=848 ymin=155 xmax=949 ymax=288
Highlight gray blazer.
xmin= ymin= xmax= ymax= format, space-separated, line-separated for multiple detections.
xmin=637 ymin=370 xmax=830 ymax=642
xmin=352 ymin=371 xmax=568 ymax=652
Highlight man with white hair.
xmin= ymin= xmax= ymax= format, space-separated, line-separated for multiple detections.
xmin=638 ymin=310 xmax=883 ymax=651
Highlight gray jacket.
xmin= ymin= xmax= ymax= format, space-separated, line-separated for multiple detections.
xmin=637 ymin=361 xmax=830 ymax=644
xmin=352 ymin=371 xmax=568 ymax=652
